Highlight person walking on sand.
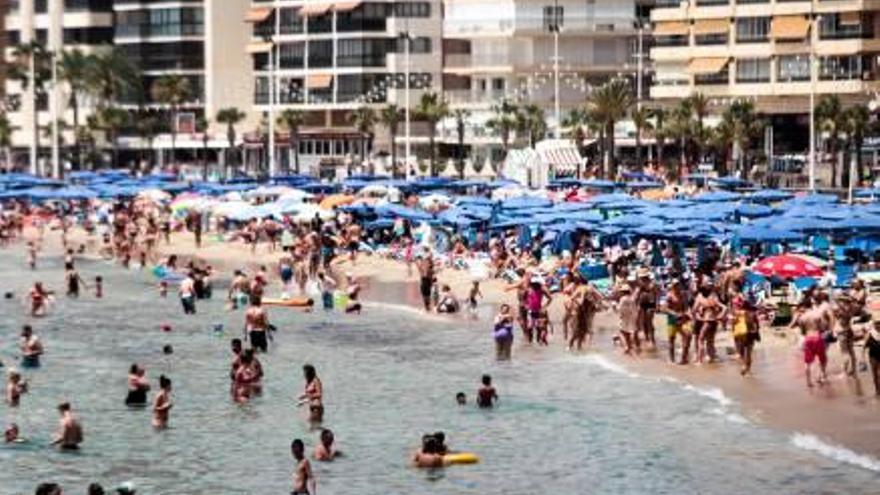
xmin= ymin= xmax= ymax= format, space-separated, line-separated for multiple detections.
xmin=692 ymin=282 xmax=725 ymax=364
xmin=863 ymin=321 xmax=880 ymax=396
xmin=790 ymin=300 xmax=830 ymax=388
xmin=417 ymin=248 xmax=437 ymax=311
xmin=832 ymin=293 xmax=859 ymax=377
xmin=663 ymin=279 xmax=691 ymax=364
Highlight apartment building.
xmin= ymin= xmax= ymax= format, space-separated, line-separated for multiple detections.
xmin=114 ymin=0 xmax=254 ymax=167
xmin=4 ymin=0 xmax=114 ymax=172
xmin=245 ymin=0 xmax=443 ymax=174
xmin=441 ymin=0 xmax=644 ymax=162
xmin=650 ymin=0 xmax=880 ymax=148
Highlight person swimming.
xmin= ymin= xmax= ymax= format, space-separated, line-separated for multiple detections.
xmin=152 ymin=375 xmax=172 ymax=429
xmin=456 ymin=392 xmax=467 ymax=406
xmin=314 ymin=429 xmax=341 ymax=461
xmin=51 ymin=402 xmax=83 ymax=450
xmin=125 ymin=364 xmax=150 ymax=407
xmin=477 ymin=374 xmax=498 ymax=408
xmin=291 ymin=438 xmax=315 ymax=495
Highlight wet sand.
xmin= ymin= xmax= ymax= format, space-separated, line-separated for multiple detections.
xmin=51 ymin=229 xmax=880 ymax=458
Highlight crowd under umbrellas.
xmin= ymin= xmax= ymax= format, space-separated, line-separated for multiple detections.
xmin=5 ymin=170 xmax=880 ymax=492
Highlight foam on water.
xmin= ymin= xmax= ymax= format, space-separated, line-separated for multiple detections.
xmin=679 ymin=383 xmax=734 ymax=408
xmin=791 ymin=433 xmax=880 ymax=472
xmin=580 ymin=354 xmax=641 ymax=378
xmin=365 ymin=300 xmax=451 ymax=322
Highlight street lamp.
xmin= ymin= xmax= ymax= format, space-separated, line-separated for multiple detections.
xmin=549 ymin=0 xmax=562 ymax=139
xmin=400 ymin=29 xmax=412 ymax=179
xmin=809 ymin=15 xmax=822 ymax=191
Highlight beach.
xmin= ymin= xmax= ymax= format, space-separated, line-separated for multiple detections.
xmin=58 ymin=227 xmax=880 ymax=460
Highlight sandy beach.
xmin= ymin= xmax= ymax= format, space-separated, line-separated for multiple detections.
xmin=43 ymin=228 xmax=880 ymax=460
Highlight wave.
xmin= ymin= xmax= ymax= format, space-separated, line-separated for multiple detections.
xmin=364 ymin=301 xmax=450 ymax=323
xmin=709 ymin=407 xmax=749 ymax=425
xmin=791 ymin=433 xmax=880 ymax=472
xmin=679 ymin=383 xmax=734 ymax=408
xmin=581 ymin=354 xmax=640 ymax=378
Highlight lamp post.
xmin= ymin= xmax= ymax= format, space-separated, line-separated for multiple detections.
xmin=263 ymin=31 xmax=277 ymax=178
xmin=551 ymin=0 xmax=562 ymax=138
xmin=808 ymin=15 xmax=821 ymax=191
xmin=401 ymin=29 xmax=412 ymax=179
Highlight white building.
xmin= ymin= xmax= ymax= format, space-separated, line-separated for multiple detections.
xmin=440 ymin=0 xmax=644 ymax=164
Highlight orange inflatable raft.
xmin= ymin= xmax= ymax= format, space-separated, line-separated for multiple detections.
xmin=261 ymin=297 xmax=314 ymax=308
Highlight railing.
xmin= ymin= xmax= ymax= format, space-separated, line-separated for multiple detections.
xmin=654 ymin=36 xmax=689 ymax=47
xmin=695 ymin=34 xmax=728 ymax=45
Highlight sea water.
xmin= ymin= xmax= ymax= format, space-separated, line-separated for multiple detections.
xmin=1 ymin=253 xmax=878 ymax=494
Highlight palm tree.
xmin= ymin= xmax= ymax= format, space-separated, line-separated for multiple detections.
xmin=415 ymin=92 xmax=450 ymax=177
xmin=452 ymin=109 xmax=470 ymax=179
xmin=684 ymin=93 xmax=710 ymax=165
xmin=631 ymin=106 xmax=653 ymax=171
xmin=815 ymin=95 xmax=845 ymax=188
xmin=348 ymin=106 xmax=376 ymax=175
xmin=216 ymin=107 xmax=246 ymax=178
xmin=562 ymin=109 xmax=588 ymax=176
xmin=842 ymin=104 xmax=869 ymax=189
xmin=379 ymin=104 xmax=402 ymax=177
xmin=277 ymin=109 xmax=306 ymax=175
xmin=196 ymin=116 xmax=211 ymax=180
xmin=518 ymin=104 xmax=547 ymax=148
xmin=58 ymin=49 xmax=93 ymax=170
xmin=98 ymin=107 xmax=129 ymax=169
xmin=87 ymin=48 xmax=139 ymax=107
xmin=0 ymin=112 xmax=13 ymax=171
xmin=666 ymin=101 xmax=694 ymax=180
xmin=586 ymin=79 xmax=634 ymax=179
xmin=150 ymin=75 xmax=193 ymax=169
xmin=652 ymin=108 xmax=668 ymax=173
xmin=487 ymin=99 xmax=520 ymax=163
xmin=136 ymin=114 xmax=161 ymax=173
xmin=718 ymin=99 xmax=764 ymax=179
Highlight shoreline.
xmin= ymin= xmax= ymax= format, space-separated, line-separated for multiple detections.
xmin=46 ymin=230 xmax=880 ymax=461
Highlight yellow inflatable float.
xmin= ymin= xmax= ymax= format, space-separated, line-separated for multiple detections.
xmin=443 ymin=453 xmax=479 ymax=465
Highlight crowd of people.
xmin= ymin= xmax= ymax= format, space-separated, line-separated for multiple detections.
xmin=4 ymin=188 xmax=880 ymax=492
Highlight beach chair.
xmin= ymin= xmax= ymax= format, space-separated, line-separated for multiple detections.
xmin=834 ymin=263 xmax=856 ymax=288
xmin=811 ymin=235 xmax=831 ymax=252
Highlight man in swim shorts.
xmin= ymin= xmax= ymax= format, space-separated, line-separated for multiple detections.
xmin=291 ymin=438 xmax=315 ymax=495
xmin=51 ymin=402 xmax=83 ymax=450
xmin=417 ymin=249 xmax=437 ymax=311
xmin=245 ymin=296 xmax=270 ymax=352
xmin=790 ymin=300 xmax=830 ymax=387
xmin=20 ymin=325 xmax=43 ymax=368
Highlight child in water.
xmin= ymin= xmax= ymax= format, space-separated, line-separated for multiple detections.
xmin=5 ymin=370 xmax=28 ymax=407
xmin=468 ymin=281 xmax=482 ymax=312
xmin=477 ymin=374 xmax=498 ymax=408
xmin=27 ymin=242 xmax=37 ymax=270
xmin=159 ymin=280 xmax=168 ymax=298
xmin=94 ymin=276 xmax=103 ymax=298
xmin=456 ymin=392 xmax=467 ymax=405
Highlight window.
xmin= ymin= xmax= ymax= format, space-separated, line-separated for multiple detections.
xmin=279 ymin=43 xmax=305 ymax=69
xmin=543 ymin=5 xmax=563 ymax=32
xmin=777 ymin=55 xmax=810 ymax=82
xmin=393 ymin=2 xmax=431 ymax=18
xmin=820 ymin=13 xmax=873 ymax=40
xmin=279 ymin=8 xmax=304 ymax=35
xmin=307 ymin=40 xmax=333 ymax=68
xmin=492 ymin=78 xmax=505 ymax=91
xmin=736 ymin=58 xmax=770 ymax=83
xmin=64 ymin=27 xmax=114 ymax=44
xmin=736 ymin=17 xmax=770 ymax=43
xmin=695 ymin=33 xmax=728 ymax=46
xmin=820 ymin=55 xmax=865 ymax=81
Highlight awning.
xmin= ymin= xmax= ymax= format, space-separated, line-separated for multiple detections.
xmin=693 ymin=19 xmax=729 ymax=36
xmin=771 ymin=16 xmax=810 ymax=40
xmin=306 ymin=74 xmax=333 ymax=88
xmin=333 ymin=1 xmax=363 ymax=12
xmin=244 ymin=7 xmax=273 ymax=23
xmin=299 ymin=3 xmax=331 ymax=16
xmin=840 ymin=12 xmax=861 ymax=26
xmin=246 ymin=42 xmax=273 ymax=54
xmin=654 ymin=21 xmax=689 ymax=36
xmin=687 ymin=57 xmax=729 ymax=75
xmin=538 ymin=146 xmax=582 ymax=173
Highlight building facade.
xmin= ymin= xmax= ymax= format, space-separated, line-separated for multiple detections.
xmin=650 ymin=1 xmax=880 ymax=115
xmin=114 ymin=0 xmax=254 ymax=168
xmin=4 ymin=0 xmax=114 ymax=172
xmin=245 ymin=0 xmax=444 ymax=174
xmin=440 ymin=0 xmax=644 ymax=164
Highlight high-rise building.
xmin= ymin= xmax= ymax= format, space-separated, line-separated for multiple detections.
xmin=113 ymin=0 xmax=255 ymax=169
xmin=4 ymin=0 xmax=114 ymax=172
xmin=650 ymin=0 xmax=880 ymax=152
xmin=245 ymin=0 xmax=443 ymax=174
xmin=441 ymin=0 xmax=644 ymax=163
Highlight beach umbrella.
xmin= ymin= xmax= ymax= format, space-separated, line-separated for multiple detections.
xmin=625 ymin=180 xmax=665 ymax=190
xmin=692 ymin=190 xmax=742 ymax=202
xmin=137 ymin=188 xmax=171 ymax=202
xmin=501 ymin=196 xmax=553 ymax=210
xmin=753 ymin=254 xmax=824 ymax=279
xmin=734 ymin=225 xmax=803 ymax=243
xmin=790 ymin=253 xmax=829 ymax=268
xmin=749 ymin=189 xmax=794 ymax=202
xmin=735 ymin=203 xmax=775 ymax=218
xmin=830 ymin=215 xmax=880 ymax=231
